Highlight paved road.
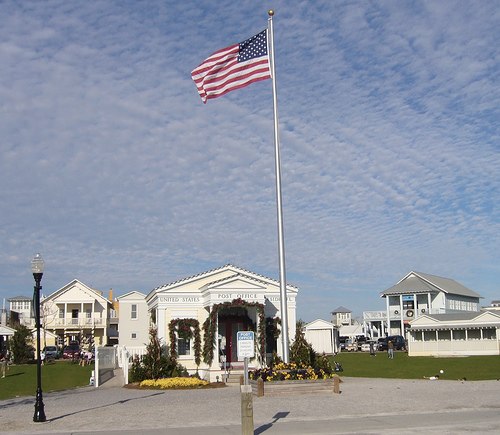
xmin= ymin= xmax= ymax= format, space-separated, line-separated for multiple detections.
xmin=1 ymin=378 xmax=499 ymax=434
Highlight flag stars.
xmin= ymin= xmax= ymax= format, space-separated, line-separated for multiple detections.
xmin=238 ymin=30 xmax=268 ymax=62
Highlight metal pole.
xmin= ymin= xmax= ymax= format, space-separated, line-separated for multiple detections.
xmin=33 ymin=273 xmax=46 ymax=422
xmin=268 ymin=10 xmax=290 ymax=363
xmin=244 ymin=357 xmax=249 ymax=385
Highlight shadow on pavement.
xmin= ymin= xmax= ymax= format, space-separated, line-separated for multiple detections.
xmin=49 ymin=391 xmax=165 ymax=422
xmin=255 ymin=411 xmax=290 ymax=434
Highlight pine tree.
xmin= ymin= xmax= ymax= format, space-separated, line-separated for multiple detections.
xmin=289 ymin=320 xmax=317 ymax=367
xmin=9 ymin=324 xmax=35 ymax=364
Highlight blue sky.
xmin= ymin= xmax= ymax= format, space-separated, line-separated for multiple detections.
xmin=1 ymin=0 xmax=498 ymax=321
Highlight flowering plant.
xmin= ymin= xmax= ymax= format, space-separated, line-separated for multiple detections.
xmin=249 ymin=361 xmax=336 ymax=382
xmin=140 ymin=377 xmax=209 ymax=389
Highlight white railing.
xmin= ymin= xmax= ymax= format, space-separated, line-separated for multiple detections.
xmin=52 ymin=318 xmax=105 ymax=327
xmin=117 ymin=345 xmax=147 ymax=385
xmin=363 ymin=311 xmax=386 ymax=320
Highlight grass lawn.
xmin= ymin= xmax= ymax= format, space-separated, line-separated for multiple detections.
xmin=330 ymin=351 xmax=500 ymax=381
xmin=0 ymin=360 xmax=94 ymax=400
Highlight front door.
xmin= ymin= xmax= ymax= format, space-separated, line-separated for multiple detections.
xmin=218 ymin=317 xmax=251 ymax=366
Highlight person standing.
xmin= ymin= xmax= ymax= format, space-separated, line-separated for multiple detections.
xmin=387 ymin=340 xmax=394 ymax=359
xmin=1 ymin=352 xmax=7 ymax=378
xmin=369 ymin=341 xmax=376 ymax=356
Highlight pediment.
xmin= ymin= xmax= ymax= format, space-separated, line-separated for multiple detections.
xmin=409 ymin=315 xmax=439 ymax=326
xmin=44 ymin=279 xmax=109 ymax=305
xmin=473 ymin=311 xmax=500 ymax=323
xmin=304 ymin=319 xmax=335 ymax=330
xmin=202 ymin=276 xmax=267 ymax=293
xmin=117 ymin=291 xmax=146 ymax=301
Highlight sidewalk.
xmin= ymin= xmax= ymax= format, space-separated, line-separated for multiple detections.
xmin=1 ymin=378 xmax=499 ymax=434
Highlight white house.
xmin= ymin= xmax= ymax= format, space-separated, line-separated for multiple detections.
xmin=0 ymin=324 xmax=16 ymax=354
xmin=146 ymin=264 xmax=298 ymax=382
xmin=408 ymin=310 xmax=500 ymax=356
xmin=116 ymin=291 xmax=149 ymax=349
xmin=7 ymin=296 xmax=33 ymax=327
xmin=303 ymin=319 xmax=337 ymax=354
xmin=381 ymin=271 xmax=482 ymax=337
xmin=331 ymin=306 xmax=353 ymax=327
xmin=41 ymin=279 xmax=112 ymax=347
xmin=363 ymin=310 xmax=387 ymax=339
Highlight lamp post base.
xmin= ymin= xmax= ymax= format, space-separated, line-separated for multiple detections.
xmin=33 ymin=388 xmax=46 ymax=422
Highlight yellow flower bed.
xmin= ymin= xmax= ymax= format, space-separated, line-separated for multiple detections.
xmin=140 ymin=377 xmax=209 ymax=389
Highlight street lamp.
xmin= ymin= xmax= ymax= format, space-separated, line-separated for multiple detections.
xmin=31 ymin=253 xmax=46 ymax=423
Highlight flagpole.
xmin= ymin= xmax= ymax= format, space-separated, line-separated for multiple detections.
xmin=268 ymin=10 xmax=290 ymax=364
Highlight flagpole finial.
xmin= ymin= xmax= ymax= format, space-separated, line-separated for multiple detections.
xmin=268 ymin=9 xmax=275 ymax=17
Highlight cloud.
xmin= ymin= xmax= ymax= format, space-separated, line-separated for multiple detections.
xmin=0 ymin=0 xmax=498 ymax=321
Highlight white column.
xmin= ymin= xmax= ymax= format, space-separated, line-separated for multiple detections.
xmin=385 ymin=297 xmax=390 ymax=335
xmin=157 ymin=307 xmax=166 ymax=345
xmin=215 ymin=308 xmax=219 ymax=369
xmin=427 ymin=293 xmax=432 ymax=314
xmin=399 ymin=295 xmax=404 ymax=336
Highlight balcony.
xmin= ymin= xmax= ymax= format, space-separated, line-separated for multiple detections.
xmin=52 ymin=317 xmax=106 ymax=328
xmin=388 ymin=307 xmax=434 ymax=319
xmin=363 ymin=311 xmax=387 ymax=321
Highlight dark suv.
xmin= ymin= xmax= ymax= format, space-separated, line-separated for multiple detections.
xmin=377 ymin=335 xmax=406 ymax=351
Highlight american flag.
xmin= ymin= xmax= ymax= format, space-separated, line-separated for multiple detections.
xmin=191 ymin=30 xmax=271 ymax=103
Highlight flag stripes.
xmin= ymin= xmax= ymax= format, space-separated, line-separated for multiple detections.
xmin=191 ymin=30 xmax=271 ymax=103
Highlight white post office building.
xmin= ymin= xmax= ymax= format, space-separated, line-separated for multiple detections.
xmin=146 ymin=264 xmax=298 ymax=381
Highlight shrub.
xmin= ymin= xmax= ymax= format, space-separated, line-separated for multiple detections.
xmin=289 ymin=320 xmax=317 ymax=367
xmin=129 ymin=326 xmax=188 ymax=383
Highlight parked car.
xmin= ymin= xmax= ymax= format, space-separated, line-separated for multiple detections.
xmin=377 ymin=335 xmax=407 ymax=351
xmin=62 ymin=344 xmax=80 ymax=359
xmin=360 ymin=341 xmax=376 ymax=352
xmin=339 ymin=336 xmax=348 ymax=351
xmin=345 ymin=339 xmax=358 ymax=352
xmin=356 ymin=335 xmax=367 ymax=351
xmin=43 ymin=346 xmax=59 ymax=360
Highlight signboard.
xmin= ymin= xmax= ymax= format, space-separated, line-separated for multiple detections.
xmin=237 ymin=331 xmax=255 ymax=359
xmin=402 ymin=295 xmax=414 ymax=301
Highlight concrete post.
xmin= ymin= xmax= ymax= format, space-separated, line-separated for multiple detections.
xmin=241 ymin=385 xmax=254 ymax=434
xmin=333 ymin=376 xmax=341 ymax=394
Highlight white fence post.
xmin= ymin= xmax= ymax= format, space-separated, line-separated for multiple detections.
xmin=95 ymin=346 xmax=99 ymax=388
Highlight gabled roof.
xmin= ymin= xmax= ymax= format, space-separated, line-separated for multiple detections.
xmin=0 ymin=325 xmax=16 ymax=336
xmin=200 ymin=273 xmax=268 ymax=291
xmin=43 ymin=279 xmax=111 ymax=305
xmin=380 ymin=271 xmax=482 ymax=299
xmin=116 ymin=291 xmax=147 ymax=301
xmin=304 ymin=319 xmax=335 ymax=330
xmin=331 ymin=306 xmax=351 ymax=314
xmin=148 ymin=264 xmax=298 ymax=299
